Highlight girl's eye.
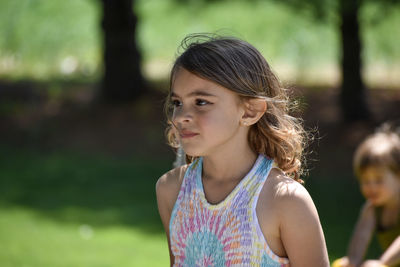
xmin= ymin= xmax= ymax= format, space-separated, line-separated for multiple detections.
xmin=196 ymin=99 xmax=210 ymax=106
xmin=171 ymin=99 xmax=182 ymax=107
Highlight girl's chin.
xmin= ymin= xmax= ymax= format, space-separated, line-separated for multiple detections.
xmin=181 ymin=148 xmax=203 ymax=158
xmin=180 ymin=144 xmax=207 ymax=157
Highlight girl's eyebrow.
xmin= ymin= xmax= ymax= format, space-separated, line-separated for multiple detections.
xmin=171 ymin=90 xmax=217 ymax=98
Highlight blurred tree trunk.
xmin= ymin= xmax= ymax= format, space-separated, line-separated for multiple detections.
xmin=101 ymin=0 xmax=145 ymax=102
xmin=339 ymin=0 xmax=370 ymax=121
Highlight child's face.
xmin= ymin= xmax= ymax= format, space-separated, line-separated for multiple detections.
xmin=359 ymin=166 xmax=400 ymax=206
xmin=170 ymin=69 xmax=245 ymax=157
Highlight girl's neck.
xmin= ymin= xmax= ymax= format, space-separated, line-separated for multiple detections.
xmin=202 ymin=144 xmax=258 ymax=183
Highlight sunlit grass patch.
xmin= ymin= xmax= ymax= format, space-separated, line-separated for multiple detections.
xmin=0 ymin=206 xmax=169 ymax=267
xmin=0 ymin=146 xmax=171 ymax=266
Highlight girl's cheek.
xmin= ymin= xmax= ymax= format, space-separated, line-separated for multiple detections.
xmin=194 ymin=113 xmax=210 ymax=129
xmin=197 ymin=109 xmax=217 ymax=122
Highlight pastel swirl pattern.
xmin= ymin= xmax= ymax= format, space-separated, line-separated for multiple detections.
xmin=169 ymin=155 xmax=290 ymax=267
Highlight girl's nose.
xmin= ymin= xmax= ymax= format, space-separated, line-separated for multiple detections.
xmin=172 ymin=106 xmax=193 ymax=125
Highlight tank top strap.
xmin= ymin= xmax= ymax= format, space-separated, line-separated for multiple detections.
xmin=181 ymin=157 xmax=202 ymax=192
xmin=168 ymin=157 xmax=202 ymax=235
xmin=237 ymin=155 xmax=274 ymax=205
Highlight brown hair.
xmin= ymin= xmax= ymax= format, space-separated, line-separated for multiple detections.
xmin=165 ymin=34 xmax=307 ymax=182
xmin=354 ymin=124 xmax=400 ymax=178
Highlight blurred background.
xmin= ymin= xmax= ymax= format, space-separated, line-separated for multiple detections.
xmin=0 ymin=0 xmax=399 ymax=266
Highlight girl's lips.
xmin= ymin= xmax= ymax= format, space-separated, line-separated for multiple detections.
xmin=180 ymin=130 xmax=198 ymax=139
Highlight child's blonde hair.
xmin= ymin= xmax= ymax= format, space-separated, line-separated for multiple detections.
xmin=353 ymin=123 xmax=400 ymax=178
xmin=165 ymin=34 xmax=307 ymax=182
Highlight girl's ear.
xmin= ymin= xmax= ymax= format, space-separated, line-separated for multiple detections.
xmin=240 ymin=98 xmax=267 ymax=126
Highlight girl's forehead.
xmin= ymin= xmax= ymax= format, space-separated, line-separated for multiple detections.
xmin=171 ymin=69 xmax=236 ymax=98
xmin=172 ymin=69 xmax=215 ymax=89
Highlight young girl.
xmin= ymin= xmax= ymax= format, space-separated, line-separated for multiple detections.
xmin=156 ymin=34 xmax=329 ymax=267
xmin=333 ymin=126 xmax=400 ymax=267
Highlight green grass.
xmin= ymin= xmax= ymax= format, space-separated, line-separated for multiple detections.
xmin=0 ymin=147 xmax=171 ymax=266
xmin=0 ymin=208 xmax=168 ymax=267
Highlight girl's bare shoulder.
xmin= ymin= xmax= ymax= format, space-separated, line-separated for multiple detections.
xmin=156 ymin=164 xmax=189 ymax=203
xmin=262 ymin=168 xmax=317 ymax=215
xmin=265 ymin=168 xmax=310 ymax=199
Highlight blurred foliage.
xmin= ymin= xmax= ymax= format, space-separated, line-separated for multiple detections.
xmin=0 ymin=0 xmax=101 ymax=79
xmin=0 ymin=0 xmax=398 ymax=82
xmin=137 ymin=0 xmax=338 ymax=64
xmin=362 ymin=2 xmax=400 ymax=65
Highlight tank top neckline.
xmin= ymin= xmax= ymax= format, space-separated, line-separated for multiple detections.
xmin=195 ymin=154 xmax=264 ymax=209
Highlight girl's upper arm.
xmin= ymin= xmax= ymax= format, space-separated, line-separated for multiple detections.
xmin=277 ymin=182 xmax=330 ymax=267
xmin=156 ymin=173 xmax=174 ymax=232
xmin=155 ymin=165 xmax=188 ymax=266
xmin=156 ymin=165 xmax=188 ymax=228
xmin=156 ymin=176 xmax=174 ymax=266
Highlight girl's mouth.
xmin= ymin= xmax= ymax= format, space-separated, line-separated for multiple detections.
xmin=180 ymin=130 xmax=199 ymax=139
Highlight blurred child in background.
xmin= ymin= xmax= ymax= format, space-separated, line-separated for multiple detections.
xmin=334 ymin=124 xmax=400 ymax=267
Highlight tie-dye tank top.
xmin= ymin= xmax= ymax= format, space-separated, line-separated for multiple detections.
xmin=169 ymin=154 xmax=290 ymax=267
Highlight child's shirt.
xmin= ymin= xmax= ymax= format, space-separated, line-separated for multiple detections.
xmin=375 ymin=207 xmax=400 ymax=260
xmin=169 ymin=154 xmax=290 ymax=267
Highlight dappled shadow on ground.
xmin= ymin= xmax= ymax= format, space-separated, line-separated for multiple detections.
xmin=1 ymin=79 xmax=400 ymax=243
xmin=0 ymin=79 xmax=171 ymax=158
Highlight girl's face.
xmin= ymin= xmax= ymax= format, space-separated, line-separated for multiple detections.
xmin=170 ymin=68 xmax=246 ymax=157
xmin=359 ymin=166 xmax=400 ymax=207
